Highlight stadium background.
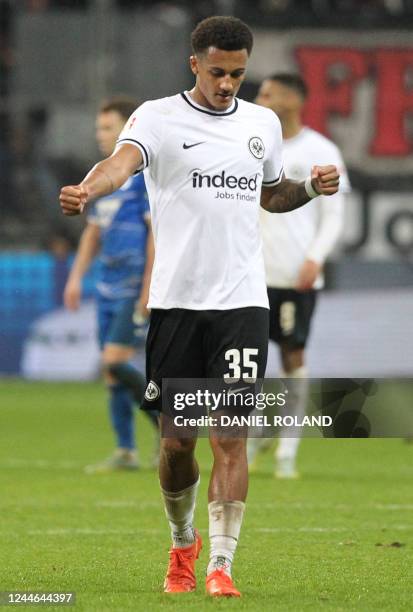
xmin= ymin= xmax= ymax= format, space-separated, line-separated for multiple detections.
xmin=0 ymin=3 xmax=412 ymax=610
xmin=1 ymin=0 xmax=412 ymax=378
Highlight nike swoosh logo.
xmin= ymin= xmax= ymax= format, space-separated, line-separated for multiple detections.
xmin=183 ymin=141 xmax=205 ymax=149
xmin=227 ymin=386 xmax=250 ymax=396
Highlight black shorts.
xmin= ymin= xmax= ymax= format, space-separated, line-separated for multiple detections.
xmin=267 ymin=288 xmax=317 ymax=349
xmin=142 ymin=307 xmax=269 ymax=413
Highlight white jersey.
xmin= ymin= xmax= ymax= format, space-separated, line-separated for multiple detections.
xmin=260 ymin=127 xmax=350 ymax=290
xmin=117 ymin=92 xmax=283 ymax=310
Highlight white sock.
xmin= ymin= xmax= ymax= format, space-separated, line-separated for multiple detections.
xmin=161 ymin=476 xmax=200 ymax=548
xmin=207 ymin=500 xmax=245 ymax=576
xmin=277 ymin=366 xmax=308 ymax=461
xmin=277 ymin=436 xmax=301 ymax=461
xmin=247 ymin=435 xmax=272 ymax=464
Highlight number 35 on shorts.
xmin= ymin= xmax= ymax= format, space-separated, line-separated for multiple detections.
xmin=224 ymin=348 xmax=259 ymax=383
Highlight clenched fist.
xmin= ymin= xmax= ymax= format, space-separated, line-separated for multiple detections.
xmin=60 ymin=185 xmax=89 ymax=216
xmin=311 ymin=165 xmax=340 ymax=196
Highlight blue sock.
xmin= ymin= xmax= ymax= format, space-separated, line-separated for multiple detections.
xmin=108 ymin=384 xmax=135 ymax=450
xmin=107 ymin=361 xmax=160 ymax=429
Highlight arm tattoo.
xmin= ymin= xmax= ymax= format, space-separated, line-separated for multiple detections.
xmin=261 ymin=179 xmax=311 ymax=213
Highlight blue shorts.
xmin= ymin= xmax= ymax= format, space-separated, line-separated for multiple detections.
xmin=97 ymin=296 xmax=147 ymax=350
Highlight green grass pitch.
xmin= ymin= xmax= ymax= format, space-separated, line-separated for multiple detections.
xmin=0 ymin=380 xmax=412 ymax=611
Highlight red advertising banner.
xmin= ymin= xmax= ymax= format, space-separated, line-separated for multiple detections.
xmin=249 ymin=30 xmax=413 ymax=175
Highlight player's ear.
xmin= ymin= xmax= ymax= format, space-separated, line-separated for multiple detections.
xmin=190 ymin=55 xmax=198 ymax=75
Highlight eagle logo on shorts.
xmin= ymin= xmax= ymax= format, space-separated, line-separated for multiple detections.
xmin=248 ymin=137 xmax=265 ymax=159
xmin=144 ymin=380 xmax=160 ymax=401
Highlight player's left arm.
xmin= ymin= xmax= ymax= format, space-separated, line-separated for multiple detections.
xmin=260 ymin=165 xmax=339 ymax=213
xmin=296 ymin=190 xmax=345 ymax=291
xmin=136 ymin=216 xmax=155 ymax=319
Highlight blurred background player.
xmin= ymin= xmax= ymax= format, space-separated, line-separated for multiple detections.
xmin=64 ymin=96 xmax=159 ymax=473
xmin=248 ymin=73 xmax=350 ymax=478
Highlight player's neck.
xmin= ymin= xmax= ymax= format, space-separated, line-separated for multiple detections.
xmin=188 ymin=87 xmax=218 ymax=111
xmin=281 ymin=117 xmax=303 ymax=140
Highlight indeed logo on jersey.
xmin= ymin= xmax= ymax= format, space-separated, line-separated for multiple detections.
xmin=191 ymin=170 xmax=258 ymax=192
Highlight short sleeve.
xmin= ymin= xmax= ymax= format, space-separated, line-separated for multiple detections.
xmin=116 ymin=101 xmax=163 ymax=171
xmin=262 ymin=113 xmax=284 ymax=187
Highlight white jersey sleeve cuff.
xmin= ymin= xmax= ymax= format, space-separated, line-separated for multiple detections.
xmin=116 ymin=138 xmax=149 ymax=171
xmin=262 ymin=167 xmax=284 ymax=187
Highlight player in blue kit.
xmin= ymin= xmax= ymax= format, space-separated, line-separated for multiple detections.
xmin=64 ymin=96 xmax=158 ymax=472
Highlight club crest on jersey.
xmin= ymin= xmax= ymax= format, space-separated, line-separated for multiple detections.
xmin=248 ymin=137 xmax=265 ymax=159
xmin=144 ymin=380 xmax=160 ymax=402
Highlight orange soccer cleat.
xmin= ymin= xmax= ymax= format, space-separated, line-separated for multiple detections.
xmin=163 ymin=530 xmax=202 ymax=593
xmin=206 ymin=568 xmax=241 ymax=597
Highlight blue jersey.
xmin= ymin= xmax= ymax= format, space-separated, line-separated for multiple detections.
xmin=88 ymin=173 xmax=150 ymax=300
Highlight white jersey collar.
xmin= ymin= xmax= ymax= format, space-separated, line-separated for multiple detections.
xmin=181 ymin=91 xmax=238 ymax=116
xmin=283 ymin=127 xmax=309 ymax=144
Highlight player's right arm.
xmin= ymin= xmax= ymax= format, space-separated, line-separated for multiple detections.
xmin=63 ymin=223 xmax=101 ymax=310
xmin=60 ymin=144 xmax=143 ymax=216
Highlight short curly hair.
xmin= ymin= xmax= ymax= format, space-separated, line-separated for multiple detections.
xmin=99 ymin=96 xmax=139 ymax=121
xmin=191 ymin=16 xmax=253 ymax=56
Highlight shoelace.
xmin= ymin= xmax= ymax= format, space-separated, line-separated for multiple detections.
xmin=166 ymin=548 xmax=195 ymax=584
xmin=208 ymin=568 xmax=233 ymax=583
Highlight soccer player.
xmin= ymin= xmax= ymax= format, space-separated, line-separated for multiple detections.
xmin=63 ymin=96 xmax=158 ymax=473
xmin=59 ymin=17 xmax=340 ymax=597
xmin=248 ymin=73 xmax=350 ymax=478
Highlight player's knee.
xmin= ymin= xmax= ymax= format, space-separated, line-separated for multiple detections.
xmin=161 ymin=437 xmax=196 ymax=462
xmin=280 ymin=346 xmax=305 ymax=373
xmin=210 ymin=436 xmax=246 ymax=463
xmin=102 ymin=343 xmax=133 ymax=366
